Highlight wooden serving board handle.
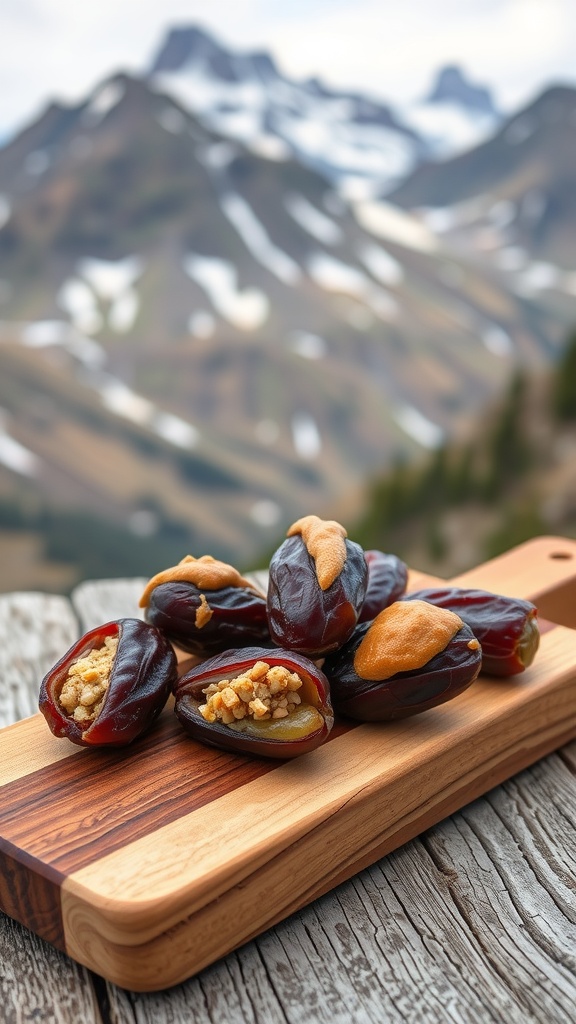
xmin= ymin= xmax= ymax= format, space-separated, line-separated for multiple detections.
xmin=1 ymin=536 xmax=576 ymax=991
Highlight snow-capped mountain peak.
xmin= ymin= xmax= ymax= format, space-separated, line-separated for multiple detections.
xmin=148 ymin=25 xmax=501 ymax=198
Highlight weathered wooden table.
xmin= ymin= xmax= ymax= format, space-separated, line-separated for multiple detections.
xmin=1 ymin=550 xmax=575 ymax=1023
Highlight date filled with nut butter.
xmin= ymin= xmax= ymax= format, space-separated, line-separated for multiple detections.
xmin=267 ymin=515 xmax=368 ymax=657
xmin=324 ymin=600 xmax=482 ymax=721
xmin=140 ymin=554 xmax=270 ymax=657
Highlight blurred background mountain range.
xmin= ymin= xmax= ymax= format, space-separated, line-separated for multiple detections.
xmin=1 ymin=21 xmax=576 ymax=592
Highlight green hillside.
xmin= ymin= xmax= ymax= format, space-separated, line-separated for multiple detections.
xmin=352 ymin=329 xmax=576 ymax=577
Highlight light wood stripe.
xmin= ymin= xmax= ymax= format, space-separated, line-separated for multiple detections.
xmin=60 ymin=624 xmax=576 ymax=950
xmin=0 ymin=714 xmax=81 ymax=784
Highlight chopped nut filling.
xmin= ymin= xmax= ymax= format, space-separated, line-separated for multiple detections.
xmin=195 ymin=593 xmax=213 ymax=629
xmin=287 ymin=515 xmax=347 ymax=590
xmin=139 ymin=554 xmax=261 ymax=607
xmin=199 ymin=661 xmax=303 ymax=726
xmin=59 ymin=635 xmax=118 ymax=723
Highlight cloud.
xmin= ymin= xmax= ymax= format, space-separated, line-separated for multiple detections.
xmin=263 ymin=0 xmax=574 ymax=107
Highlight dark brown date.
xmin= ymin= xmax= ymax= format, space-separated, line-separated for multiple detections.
xmin=39 ymin=618 xmax=177 ymax=747
xmin=144 ymin=582 xmax=270 ymax=657
xmin=323 ymin=608 xmax=482 ymax=721
xmin=405 ymin=587 xmax=539 ymax=675
xmin=358 ymin=550 xmax=409 ymax=623
xmin=174 ymin=647 xmax=334 ymax=758
xmin=267 ymin=520 xmax=368 ymax=657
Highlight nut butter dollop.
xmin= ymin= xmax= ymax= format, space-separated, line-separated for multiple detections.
xmin=139 ymin=554 xmax=261 ymax=608
xmin=287 ymin=515 xmax=348 ymax=591
xmin=353 ymin=599 xmax=463 ymax=681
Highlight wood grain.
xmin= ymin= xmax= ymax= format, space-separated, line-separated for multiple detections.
xmin=0 ymin=538 xmax=575 ymax=1000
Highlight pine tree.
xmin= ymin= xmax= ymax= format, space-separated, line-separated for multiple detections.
xmin=552 ymin=329 xmax=576 ymax=421
xmin=482 ymin=371 xmax=532 ymax=500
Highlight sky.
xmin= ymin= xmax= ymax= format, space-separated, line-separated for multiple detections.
xmin=2 ymin=0 xmax=576 ymax=142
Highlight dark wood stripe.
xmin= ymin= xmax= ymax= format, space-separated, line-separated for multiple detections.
xmin=0 ymin=838 xmax=65 ymax=950
xmin=0 ymin=709 xmax=354 ymax=877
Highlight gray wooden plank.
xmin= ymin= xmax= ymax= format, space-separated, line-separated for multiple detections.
xmin=71 ymin=578 xmax=148 ymax=633
xmin=0 ymin=592 xmax=79 ymax=728
xmin=0 ymin=915 xmax=105 ymax=1024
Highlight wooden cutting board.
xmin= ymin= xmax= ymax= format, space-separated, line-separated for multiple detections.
xmin=1 ymin=536 xmax=576 ymax=992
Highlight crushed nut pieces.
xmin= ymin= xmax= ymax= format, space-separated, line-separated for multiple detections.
xmin=58 ymin=635 xmax=118 ymax=723
xmin=199 ymin=660 xmax=303 ymax=725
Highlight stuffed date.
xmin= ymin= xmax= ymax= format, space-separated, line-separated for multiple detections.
xmin=324 ymin=599 xmax=482 ymax=721
xmin=39 ymin=618 xmax=177 ymax=747
xmin=267 ymin=515 xmax=368 ymax=656
xmin=358 ymin=549 xmax=409 ymax=623
xmin=139 ymin=554 xmax=270 ymax=656
xmin=404 ymin=587 xmax=539 ymax=676
xmin=174 ymin=647 xmax=334 ymax=758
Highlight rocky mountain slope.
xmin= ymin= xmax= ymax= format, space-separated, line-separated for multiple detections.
xmin=0 ymin=65 xmax=575 ymax=583
xmin=390 ymin=85 xmax=576 ymax=270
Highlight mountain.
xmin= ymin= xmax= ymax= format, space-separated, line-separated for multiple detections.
xmin=398 ymin=64 xmax=502 ymax=160
xmin=0 ymin=70 xmax=575 ymax=580
xmin=147 ymin=25 xmax=499 ymax=198
xmin=425 ymin=65 xmax=499 ymax=116
xmin=389 ymin=85 xmax=576 ymax=270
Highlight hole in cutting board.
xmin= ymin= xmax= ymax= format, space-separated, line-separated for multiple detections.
xmin=549 ymin=551 xmax=573 ymax=560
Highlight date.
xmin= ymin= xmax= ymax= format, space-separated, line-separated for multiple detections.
xmin=267 ymin=515 xmax=368 ymax=656
xmin=358 ymin=550 xmax=409 ymax=622
xmin=174 ymin=646 xmax=334 ymax=758
xmin=39 ymin=618 xmax=177 ymax=747
xmin=404 ymin=587 xmax=539 ymax=675
xmin=324 ymin=599 xmax=482 ymax=720
xmin=140 ymin=554 xmax=270 ymax=656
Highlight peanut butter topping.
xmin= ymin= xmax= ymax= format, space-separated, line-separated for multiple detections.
xmin=194 ymin=594 xmax=213 ymax=629
xmin=139 ymin=555 xmax=260 ymax=608
xmin=353 ymin=600 xmax=463 ymax=681
xmin=287 ymin=515 xmax=347 ymax=590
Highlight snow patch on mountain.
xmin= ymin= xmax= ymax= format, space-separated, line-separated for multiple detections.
xmin=291 ymin=412 xmax=322 ymax=459
xmin=153 ymin=412 xmax=199 ymax=448
xmin=108 ymin=290 xmax=139 ymax=333
xmin=221 ymin=193 xmax=301 ymax=284
xmin=250 ymin=499 xmax=281 ymax=527
xmin=307 ymin=252 xmax=397 ymax=320
xmin=482 ymin=325 xmax=514 ymax=357
xmin=82 ymin=81 xmax=126 ymax=127
xmin=401 ymin=102 xmax=497 ymax=159
xmin=0 ymin=409 xmax=38 ymax=476
xmin=57 ymin=278 xmax=102 ymax=335
xmin=284 ymin=194 xmax=343 ymax=245
xmin=20 ymin=320 xmax=106 ymax=370
xmin=358 ymin=243 xmax=404 ymax=286
xmin=354 ymin=201 xmax=438 ymax=252
xmin=288 ymin=331 xmax=327 ymax=360
xmin=156 ymin=106 xmax=187 ymax=134
xmin=78 ymin=256 xmax=143 ymax=299
xmin=0 ymin=195 xmax=10 ymax=230
xmin=394 ymin=405 xmax=444 ymax=449
xmin=188 ymin=311 xmax=216 ymax=339
xmin=183 ymin=253 xmax=269 ymax=329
